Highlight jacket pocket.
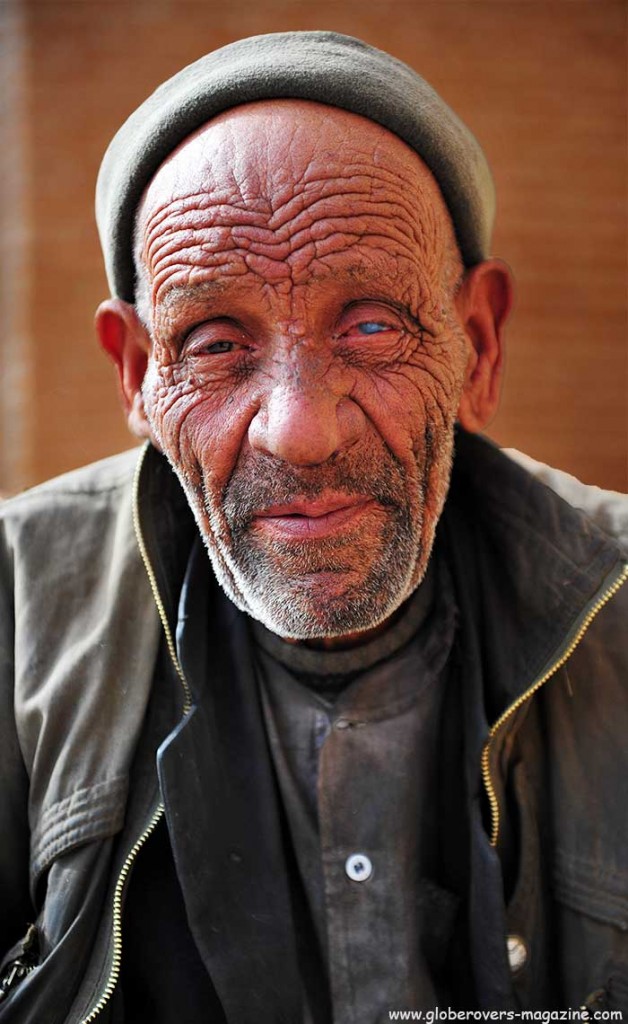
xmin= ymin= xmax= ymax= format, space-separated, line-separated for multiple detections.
xmin=553 ymin=853 xmax=628 ymax=1012
xmin=553 ymin=850 xmax=628 ymax=932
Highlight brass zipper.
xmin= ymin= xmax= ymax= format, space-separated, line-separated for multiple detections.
xmin=131 ymin=443 xmax=192 ymax=714
xmin=78 ymin=804 xmax=163 ymax=1023
xmin=481 ymin=561 xmax=628 ymax=849
xmin=79 ymin=444 xmax=192 ymax=1023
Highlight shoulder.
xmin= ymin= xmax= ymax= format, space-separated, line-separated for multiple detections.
xmin=504 ymin=448 xmax=628 ymax=556
xmin=0 ymin=447 xmax=142 ymax=541
xmin=0 ymin=447 xmax=144 ymax=585
xmin=1 ymin=447 xmax=142 ymax=517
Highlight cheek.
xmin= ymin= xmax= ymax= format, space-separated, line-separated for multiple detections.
xmin=352 ymin=347 xmax=466 ymax=464
xmin=143 ymin=362 xmax=254 ymax=490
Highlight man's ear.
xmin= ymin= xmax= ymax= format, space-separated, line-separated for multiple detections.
xmin=455 ymin=259 xmax=514 ymax=432
xmin=95 ymin=299 xmax=154 ymax=440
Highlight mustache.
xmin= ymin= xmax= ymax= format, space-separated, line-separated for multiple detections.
xmin=221 ymin=450 xmax=409 ymax=533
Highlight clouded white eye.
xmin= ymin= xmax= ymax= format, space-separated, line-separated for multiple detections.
xmin=336 ymin=302 xmax=403 ymax=343
xmin=356 ymin=321 xmax=390 ymax=335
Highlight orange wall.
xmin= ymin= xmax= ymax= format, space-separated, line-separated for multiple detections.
xmin=1 ymin=0 xmax=626 ymax=492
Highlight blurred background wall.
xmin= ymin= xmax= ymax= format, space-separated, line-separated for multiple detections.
xmin=1 ymin=0 xmax=626 ymax=495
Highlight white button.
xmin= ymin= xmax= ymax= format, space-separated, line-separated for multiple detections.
xmin=507 ymin=934 xmax=528 ymax=973
xmin=345 ymin=853 xmax=373 ymax=882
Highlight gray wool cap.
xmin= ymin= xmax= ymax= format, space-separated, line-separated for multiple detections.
xmin=96 ymin=30 xmax=495 ymax=302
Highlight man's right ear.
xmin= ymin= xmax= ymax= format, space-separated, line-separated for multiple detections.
xmin=95 ymin=299 xmax=153 ymax=440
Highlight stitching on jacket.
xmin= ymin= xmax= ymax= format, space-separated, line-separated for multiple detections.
xmin=31 ymin=777 xmax=128 ymax=882
xmin=35 ymin=777 xmax=126 ymax=829
xmin=556 ymin=848 xmax=628 ymax=892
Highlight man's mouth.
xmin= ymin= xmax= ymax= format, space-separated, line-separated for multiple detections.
xmin=251 ymin=494 xmax=374 ymax=540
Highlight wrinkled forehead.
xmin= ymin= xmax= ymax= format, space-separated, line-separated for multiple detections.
xmin=136 ymin=99 xmax=457 ymax=249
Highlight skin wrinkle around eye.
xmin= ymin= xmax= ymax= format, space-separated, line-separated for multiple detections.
xmin=150 ymin=279 xmax=461 ymax=449
xmin=169 ymin=304 xmax=426 ymax=378
xmin=152 ymin=256 xmax=440 ymax=362
xmin=149 ymin=245 xmax=442 ymax=339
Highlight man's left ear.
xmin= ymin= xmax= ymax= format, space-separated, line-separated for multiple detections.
xmin=95 ymin=298 xmax=154 ymax=440
xmin=455 ymin=259 xmax=514 ymax=432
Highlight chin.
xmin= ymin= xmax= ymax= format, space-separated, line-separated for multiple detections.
xmin=203 ymin=529 xmax=435 ymax=641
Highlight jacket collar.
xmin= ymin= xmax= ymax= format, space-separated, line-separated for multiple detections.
xmin=444 ymin=429 xmax=625 ymax=718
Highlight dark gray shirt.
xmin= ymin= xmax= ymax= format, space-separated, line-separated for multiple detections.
xmin=253 ymin=558 xmax=458 ymax=1021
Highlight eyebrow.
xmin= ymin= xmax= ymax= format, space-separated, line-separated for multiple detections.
xmin=155 ymin=261 xmax=433 ymax=336
xmin=158 ymin=279 xmax=228 ymax=314
xmin=157 ymin=260 xmax=398 ymax=307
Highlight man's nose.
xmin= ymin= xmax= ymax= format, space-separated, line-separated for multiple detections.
xmin=248 ymin=377 xmax=366 ymax=466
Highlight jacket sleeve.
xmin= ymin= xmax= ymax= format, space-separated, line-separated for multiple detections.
xmin=0 ymin=516 xmax=34 ymax=957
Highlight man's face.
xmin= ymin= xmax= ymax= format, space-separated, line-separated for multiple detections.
xmin=135 ymin=101 xmax=473 ymax=640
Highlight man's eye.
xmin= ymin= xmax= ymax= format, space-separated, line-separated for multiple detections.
xmin=356 ymin=321 xmax=390 ymax=335
xmin=182 ymin=317 xmax=246 ymax=356
xmin=202 ymin=340 xmax=236 ymax=354
xmin=336 ymin=314 xmax=401 ymax=345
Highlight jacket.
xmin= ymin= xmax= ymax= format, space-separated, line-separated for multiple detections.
xmin=0 ymin=431 xmax=627 ymax=1022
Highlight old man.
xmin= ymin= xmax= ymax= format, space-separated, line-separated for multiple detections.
xmin=0 ymin=31 xmax=627 ymax=1024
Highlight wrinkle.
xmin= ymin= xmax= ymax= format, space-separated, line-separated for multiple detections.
xmin=146 ymin=196 xmax=435 ymax=256
xmin=135 ymin=101 xmax=466 ymax=640
xmin=148 ymin=232 xmax=431 ymax=302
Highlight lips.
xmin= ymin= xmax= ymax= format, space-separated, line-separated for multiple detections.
xmin=251 ymin=494 xmax=373 ymax=539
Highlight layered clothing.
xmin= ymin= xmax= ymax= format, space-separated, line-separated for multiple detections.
xmin=0 ymin=432 xmax=627 ymax=1021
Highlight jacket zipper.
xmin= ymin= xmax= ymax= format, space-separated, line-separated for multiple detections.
xmin=0 ymin=924 xmax=40 ymax=1002
xmin=79 ymin=444 xmax=192 ymax=1023
xmin=78 ymin=805 xmax=164 ymax=1023
xmin=0 ymin=960 xmax=36 ymax=1000
xmin=481 ymin=561 xmax=628 ymax=849
xmin=130 ymin=444 xmax=192 ymax=714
